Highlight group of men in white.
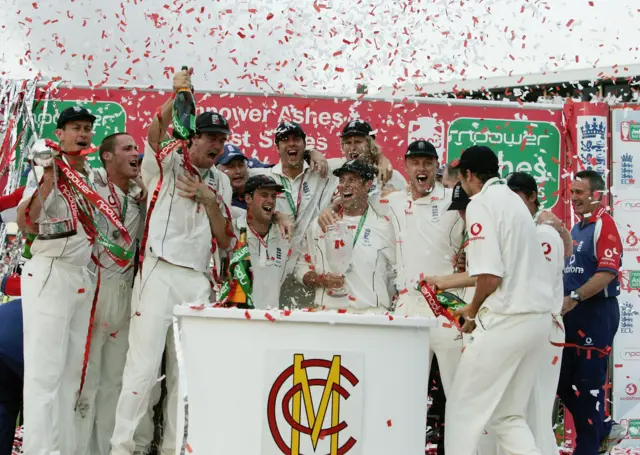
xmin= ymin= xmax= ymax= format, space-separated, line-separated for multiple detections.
xmin=14 ymin=67 xmax=625 ymax=455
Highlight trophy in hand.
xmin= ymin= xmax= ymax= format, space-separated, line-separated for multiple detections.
xmin=324 ymin=220 xmax=353 ymax=297
xmin=29 ymin=138 xmax=77 ymax=240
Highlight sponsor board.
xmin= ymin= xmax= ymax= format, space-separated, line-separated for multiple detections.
xmin=446 ymin=118 xmax=561 ymax=210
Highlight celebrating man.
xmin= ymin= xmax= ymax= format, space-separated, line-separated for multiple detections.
xmin=16 ymin=106 xmax=101 ymax=455
xmin=384 ymin=140 xmax=465 ymax=402
xmin=225 ymin=175 xmax=295 ymax=308
xmin=74 ymin=133 xmax=144 ymax=455
xmin=251 ymin=121 xmax=335 ymax=307
xmin=296 ymin=160 xmax=396 ymax=312
xmin=329 ymin=119 xmax=404 ymax=192
xmin=559 ymin=170 xmax=625 ymax=455
xmin=216 ymin=143 xmax=273 ymax=217
xmin=110 ymin=69 xmax=233 ymax=455
xmin=445 ymin=146 xmax=554 ymax=455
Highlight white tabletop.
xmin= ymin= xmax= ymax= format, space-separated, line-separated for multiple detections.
xmin=174 ymin=306 xmax=437 ymax=328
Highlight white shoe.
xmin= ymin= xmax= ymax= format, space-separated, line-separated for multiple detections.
xmin=598 ymin=422 xmax=626 ymax=454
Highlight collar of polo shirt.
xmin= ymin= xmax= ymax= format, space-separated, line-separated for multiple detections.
xmin=271 ymin=159 xmax=310 ymax=177
xmin=410 ymin=180 xmax=446 ymax=204
xmin=470 ymin=176 xmax=506 ymax=199
xmin=583 ymin=206 xmax=606 ymax=226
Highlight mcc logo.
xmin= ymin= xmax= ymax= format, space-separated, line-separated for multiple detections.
xmin=267 ymin=354 xmax=360 ymax=455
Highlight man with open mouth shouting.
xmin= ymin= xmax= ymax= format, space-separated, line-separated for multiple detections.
xmin=16 ymin=106 xmax=99 ymax=455
xmin=382 ymin=140 xmax=466 ymax=429
xmin=295 ymin=159 xmax=397 ymax=312
xmin=110 ymin=68 xmax=233 ymax=455
xmin=250 ymin=121 xmax=335 ymax=308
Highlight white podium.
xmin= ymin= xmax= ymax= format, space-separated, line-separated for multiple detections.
xmin=173 ymin=307 xmax=435 ymax=455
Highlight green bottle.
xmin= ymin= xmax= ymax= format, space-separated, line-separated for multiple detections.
xmin=172 ymin=65 xmax=196 ymax=140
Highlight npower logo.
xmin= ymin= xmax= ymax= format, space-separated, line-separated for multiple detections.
xmin=622 ymin=349 xmax=640 ymax=360
xmin=623 ymin=200 xmax=640 ymax=212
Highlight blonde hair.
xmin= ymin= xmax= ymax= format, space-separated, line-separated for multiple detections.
xmin=341 ymin=135 xmax=381 ymax=162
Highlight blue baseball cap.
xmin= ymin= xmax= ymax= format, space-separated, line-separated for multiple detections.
xmin=216 ymin=144 xmax=274 ymax=168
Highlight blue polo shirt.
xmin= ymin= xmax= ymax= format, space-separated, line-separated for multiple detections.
xmin=563 ymin=208 xmax=622 ymax=300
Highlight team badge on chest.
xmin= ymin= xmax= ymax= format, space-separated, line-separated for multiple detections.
xmin=362 ymin=228 xmax=372 ymax=246
xmin=431 ymin=204 xmax=440 ymax=222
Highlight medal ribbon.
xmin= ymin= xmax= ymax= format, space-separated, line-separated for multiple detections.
xmin=107 ymin=180 xmax=128 ymax=222
xmin=138 ymin=138 xmax=184 ymax=275
xmin=53 ymin=154 xmax=132 ymax=244
xmin=57 ymin=177 xmax=133 ymax=267
xmin=350 ymin=207 xmax=369 ymax=247
xmin=279 ymin=173 xmax=305 ymax=219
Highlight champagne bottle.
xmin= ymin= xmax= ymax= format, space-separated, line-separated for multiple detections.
xmin=228 ymin=228 xmax=254 ymax=309
xmin=172 ymin=65 xmax=196 ymax=140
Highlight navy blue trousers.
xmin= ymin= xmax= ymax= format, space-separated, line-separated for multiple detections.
xmin=0 ymin=299 xmax=23 ymax=455
xmin=557 ymin=297 xmax=619 ymax=455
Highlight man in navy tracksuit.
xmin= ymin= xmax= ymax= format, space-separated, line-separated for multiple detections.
xmin=559 ymin=170 xmax=624 ymax=455
xmin=0 ymin=299 xmax=23 ymax=455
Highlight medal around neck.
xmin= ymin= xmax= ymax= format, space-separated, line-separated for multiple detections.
xmin=30 ymin=138 xmax=77 ymax=240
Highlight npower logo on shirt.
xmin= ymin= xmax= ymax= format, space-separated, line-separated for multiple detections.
xmin=622 ymin=349 xmax=640 ymax=360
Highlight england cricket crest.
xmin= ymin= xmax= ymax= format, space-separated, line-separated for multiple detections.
xmin=263 ymin=350 xmax=364 ymax=455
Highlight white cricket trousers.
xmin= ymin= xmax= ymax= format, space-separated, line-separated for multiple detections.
xmin=446 ymin=309 xmax=552 ymax=455
xmin=74 ymin=278 xmax=132 ymax=455
xmin=21 ymin=256 xmax=95 ymax=455
xmin=396 ymin=294 xmax=463 ymax=395
xmin=110 ymin=258 xmax=211 ymax=455
xmin=476 ymin=314 xmax=564 ymax=455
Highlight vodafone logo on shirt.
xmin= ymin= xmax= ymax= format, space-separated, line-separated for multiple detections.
xmin=469 ymin=223 xmax=485 ymax=241
xmin=542 ymin=242 xmax=552 ymax=261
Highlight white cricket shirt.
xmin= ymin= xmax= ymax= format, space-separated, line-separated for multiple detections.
xmin=383 ymin=183 xmax=465 ymax=298
xmin=90 ymin=168 xmax=143 ymax=281
xmin=20 ymin=163 xmax=95 ymax=267
xmin=294 ymin=205 xmax=397 ymax=311
xmin=465 ymin=178 xmax=554 ymax=314
xmin=535 ymin=220 xmax=565 ymax=314
xmin=250 ymin=162 xmax=335 ymax=253
xmin=229 ymin=214 xmax=294 ymax=309
xmin=141 ymin=142 xmax=233 ymax=273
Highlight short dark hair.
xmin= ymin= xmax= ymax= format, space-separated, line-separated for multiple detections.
xmin=575 ymin=170 xmax=605 ymax=198
xmin=99 ymin=132 xmax=130 ymax=166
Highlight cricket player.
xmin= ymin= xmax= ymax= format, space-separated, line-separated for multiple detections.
xmin=445 ymin=146 xmax=554 ymax=455
xmin=327 ymin=119 xmax=404 ymax=192
xmin=295 ymin=160 xmax=396 ymax=312
xmin=110 ymin=69 xmax=233 ymax=455
xmin=383 ymin=140 xmax=465 ymax=398
xmin=216 ymin=143 xmax=274 ymax=218
xmin=559 ymin=170 xmax=625 ymax=455
xmin=506 ymin=171 xmax=568 ymax=455
xmin=226 ymin=175 xmax=295 ymax=308
xmin=16 ymin=106 xmax=99 ymax=455
xmin=250 ymin=121 xmax=336 ymax=308
xmin=74 ymin=133 xmax=144 ymax=455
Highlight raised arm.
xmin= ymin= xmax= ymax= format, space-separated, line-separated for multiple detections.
xmin=147 ymin=68 xmax=192 ymax=153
